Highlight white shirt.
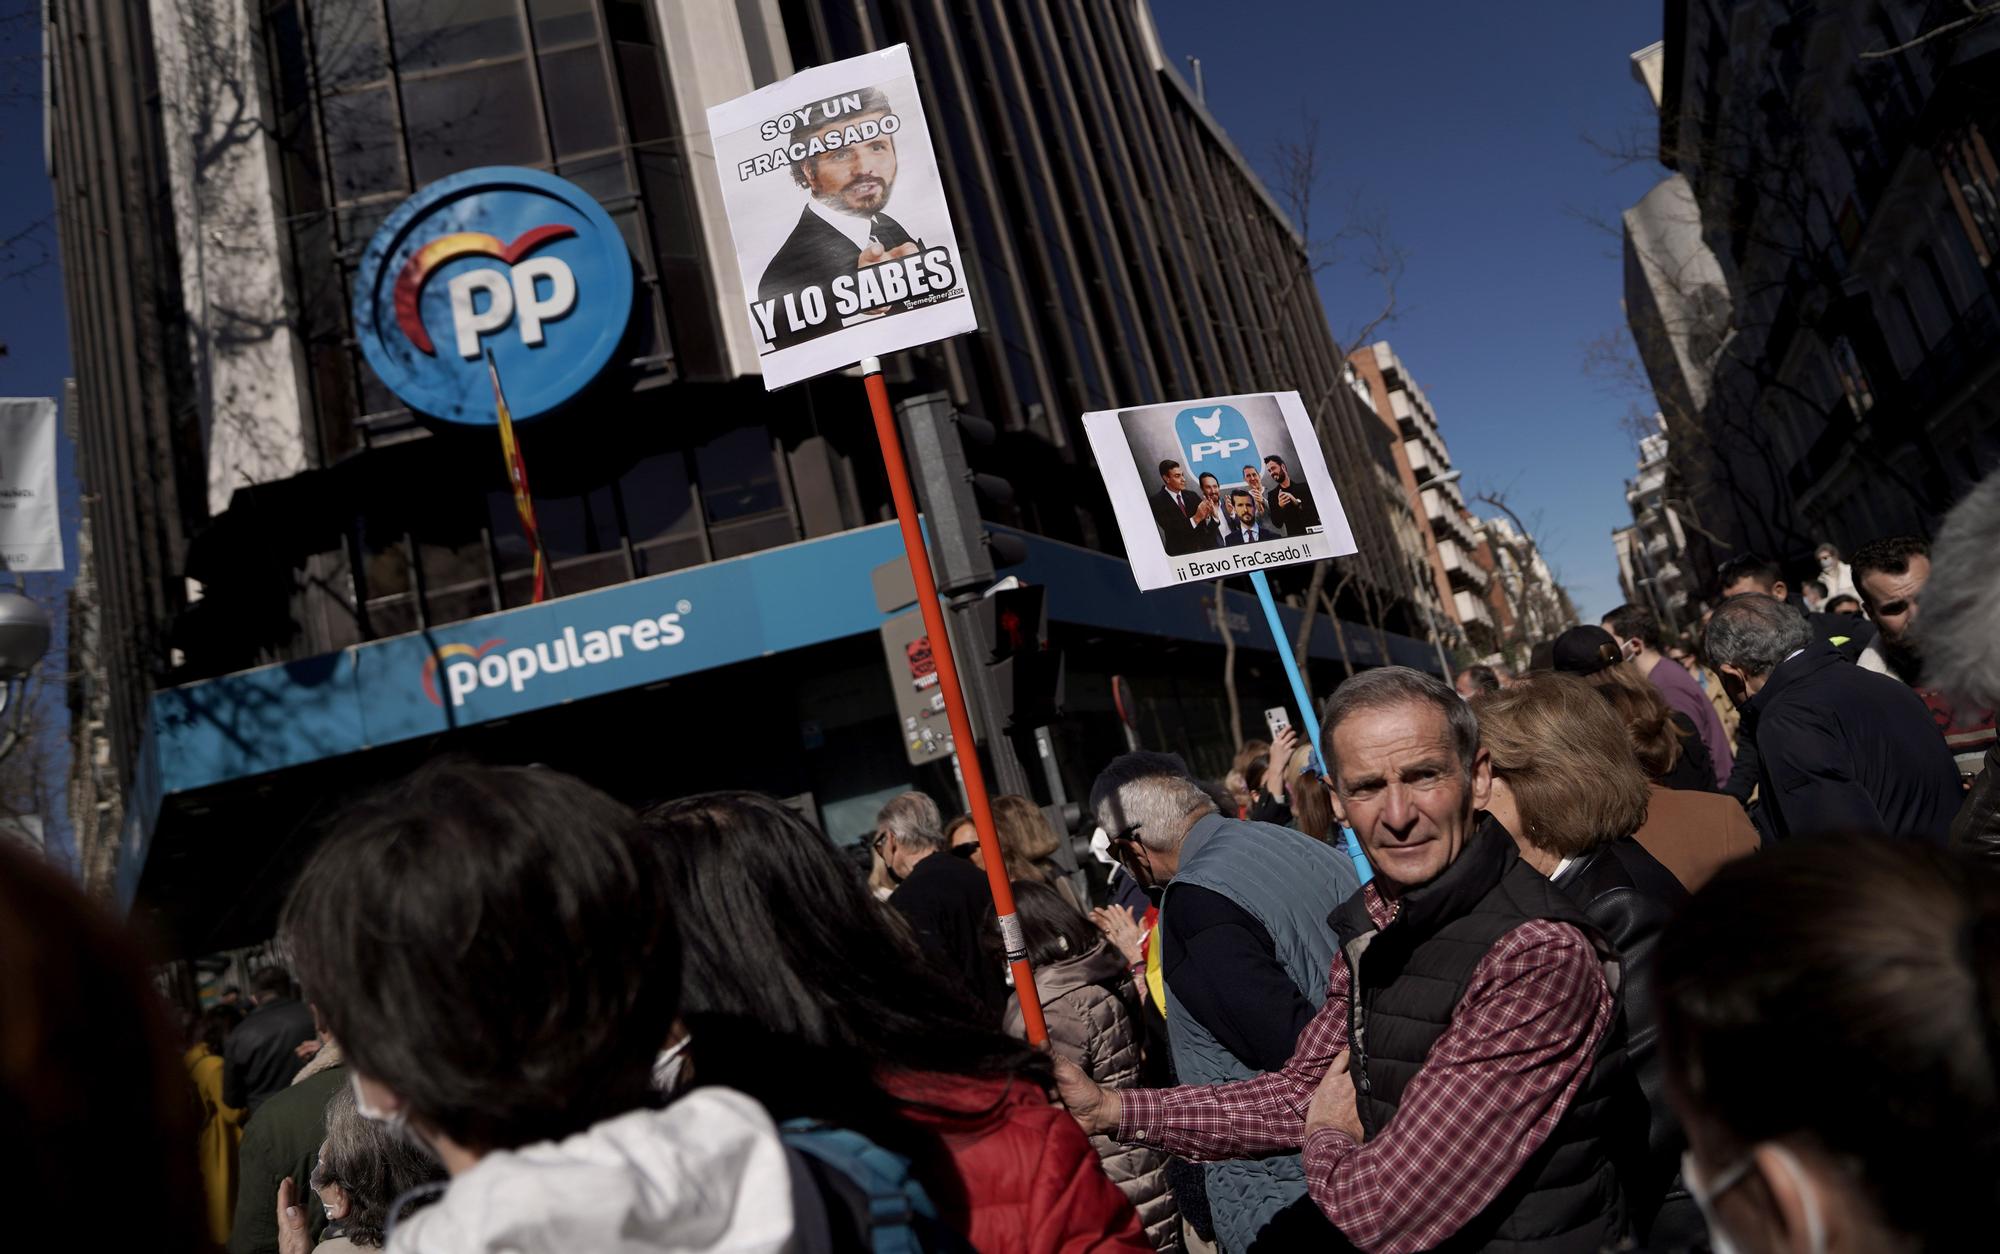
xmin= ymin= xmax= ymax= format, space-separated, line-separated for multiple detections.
xmin=387 ymin=1090 xmax=795 ymax=1254
xmin=808 ymin=196 xmax=875 ymax=250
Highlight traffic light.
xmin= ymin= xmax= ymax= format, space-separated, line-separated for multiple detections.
xmin=969 ymin=581 xmax=1063 ymax=731
xmin=896 ymin=392 xmax=1027 ymax=595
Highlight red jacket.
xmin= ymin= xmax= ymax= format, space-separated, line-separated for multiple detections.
xmin=885 ymin=1071 xmax=1151 ymax=1253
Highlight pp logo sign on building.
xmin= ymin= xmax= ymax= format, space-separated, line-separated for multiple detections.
xmin=353 ymin=167 xmax=634 ymax=424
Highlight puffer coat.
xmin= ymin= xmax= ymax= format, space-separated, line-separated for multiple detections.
xmin=1006 ymin=939 xmax=1182 ymax=1253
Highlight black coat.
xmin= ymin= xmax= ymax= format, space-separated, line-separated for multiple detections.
xmin=1747 ymin=637 xmax=1963 ymax=842
xmin=1952 ymin=745 xmax=2000 ymax=865
xmin=1654 ymin=712 xmax=1716 ymax=793
xmin=888 ymin=850 xmax=1008 ymax=1022
xmin=222 ymin=996 xmax=318 ymax=1117
xmin=1552 ymin=838 xmax=1696 ymax=1247
xmin=1265 ymin=478 xmax=1319 ymax=535
xmin=1149 ymin=486 xmax=1212 ymax=556
xmin=756 ymin=205 xmax=917 ymax=348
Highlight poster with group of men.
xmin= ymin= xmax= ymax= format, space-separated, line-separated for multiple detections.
xmin=708 ymin=48 xmax=1354 ymax=585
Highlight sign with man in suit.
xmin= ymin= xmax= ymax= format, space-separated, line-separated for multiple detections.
xmin=1151 ymin=461 xmax=1220 ymax=556
xmin=707 ymin=45 xmax=977 ymax=389
xmin=1083 ymin=391 xmax=1356 ymax=591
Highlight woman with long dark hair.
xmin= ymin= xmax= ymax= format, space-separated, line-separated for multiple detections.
xmin=640 ymin=791 xmax=1150 ymax=1253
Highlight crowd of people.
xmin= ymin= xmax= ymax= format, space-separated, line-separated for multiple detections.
xmin=6 ymin=476 xmax=2000 ymax=1254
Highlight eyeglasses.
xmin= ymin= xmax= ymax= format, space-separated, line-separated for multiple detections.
xmin=870 ymin=830 xmax=890 ymax=855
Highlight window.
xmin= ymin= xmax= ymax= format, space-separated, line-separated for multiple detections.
xmin=386 ymin=0 xmax=524 ymax=71
xmin=540 ymin=45 xmax=619 ymax=156
xmin=403 ymin=61 xmax=546 ymax=184
xmin=695 ymin=426 xmax=785 ymax=522
xmin=309 ymin=0 xmax=389 ymax=89
xmin=323 ymin=88 xmax=405 ymax=200
xmin=1937 ymin=124 xmax=2000 ymax=268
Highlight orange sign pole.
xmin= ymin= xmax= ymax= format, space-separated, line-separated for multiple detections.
xmin=861 ymin=356 xmax=1047 ymax=1045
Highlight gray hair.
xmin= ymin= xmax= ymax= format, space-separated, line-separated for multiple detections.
xmin=1919 ymin=468 xmax=2000 ymax=707
xmin=1322 ymin=666 xmax=1479 ymax=783
xmin=312 ymin=1083 xmax=446 ymax=1246
xmin=1704 ymin=594 xmax=1812 ymax=678
xmin=875 ymin=791 xmax=944 ymax=853
xmin=1088 ymin=751 xmax=1215 ymax=854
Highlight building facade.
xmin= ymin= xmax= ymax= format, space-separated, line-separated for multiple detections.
xmin=49 ymin=0 xmax=1432 ymax=936
xmin=1347 ymin=340 xmax=1490 ymax=651
xmin=1635 ymin=3 xmax=2000 ymax=591
xmin=1612 ymin=416 xmax=1696 ymax=633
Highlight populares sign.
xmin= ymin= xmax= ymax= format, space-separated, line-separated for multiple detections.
xmin=706 ymin=44 xmax=978 ymax=389
xmin=420 ymin=610 xmax=689 ymax=709
xmin=1082 ymin=391 xmax=1358 ymax=591
xmin=352 ymin=167 xmax=634 ymax=423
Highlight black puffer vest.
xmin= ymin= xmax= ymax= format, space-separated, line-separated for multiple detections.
xmin=1329 ymin=824 xmax=1629 ymax=1253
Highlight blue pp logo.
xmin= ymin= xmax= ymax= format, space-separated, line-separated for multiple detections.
xmin=1174 ymin=405 xmax=1262 ymax=480
xmin=352 ymin=167 xmax=635 ymax=425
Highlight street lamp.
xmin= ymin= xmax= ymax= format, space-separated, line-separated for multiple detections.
xmin=0 ymin=588 xmax=52 ymax=763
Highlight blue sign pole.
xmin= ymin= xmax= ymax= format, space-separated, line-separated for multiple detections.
xmin=1248 ymin=569 xmax=1373 ymax=884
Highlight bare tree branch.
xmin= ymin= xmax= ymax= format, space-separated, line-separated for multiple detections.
xmin=1860 ymin=4 xmax=1997 ymax=58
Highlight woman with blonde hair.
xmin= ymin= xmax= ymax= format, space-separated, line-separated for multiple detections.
xmin=992 ymin=794 xmax=1083 ymax=910
xmin=1473 ymin=674 xmax=1698 ymax=1248
xmin=1546 ymin=625 xmax=1758 ymax=891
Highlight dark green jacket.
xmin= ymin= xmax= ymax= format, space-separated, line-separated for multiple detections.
xmin=228 ymin=1064 xmax=344 ymax=1254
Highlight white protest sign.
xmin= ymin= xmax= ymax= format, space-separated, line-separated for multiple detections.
xmin=0 ymin=398 xmax=63 ymax=572
xmin=706 ymin=45 xmax=978 ymax=390
xmin=1082 ymin=391 xmax=1356 ymax=592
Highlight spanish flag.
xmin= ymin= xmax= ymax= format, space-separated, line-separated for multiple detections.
xmin=485 ymin=351 xmax=548 ymax=603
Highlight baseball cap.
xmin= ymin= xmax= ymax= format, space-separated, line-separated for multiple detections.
xmin=1551 ymin=625 xmax=1624 ymax=677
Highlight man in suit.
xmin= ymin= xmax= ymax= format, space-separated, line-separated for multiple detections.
xmin=758 ymin=87 xmax=922 ymax=349
xmin=1151 ymin=460 xmax=1216 ymax=556
xmin=1193 ymin=472 xmax=1229 ymax=548
xmin=1263 ymin=454 xmax=1320 ymax=535
xmin=1223 ymin=489 xmax=1266 ymax=546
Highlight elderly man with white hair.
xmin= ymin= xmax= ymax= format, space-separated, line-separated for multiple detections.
xmin=1062 ymin=669 xmax=1634 ymax=1253
xmin=1916 ymin=469 xmax=2000 ymax=861
xmin=1085 ymin=749 xmax=1358 ymax=1252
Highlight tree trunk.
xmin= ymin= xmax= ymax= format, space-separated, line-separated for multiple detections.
xmin=1217 ymin=587 xmax=1244 ymax=747
xmin=1320 ymin=587 xmax=1355 ymax=682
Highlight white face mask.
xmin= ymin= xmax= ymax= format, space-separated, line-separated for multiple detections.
xmin=1683 ymin=1143 xmax=1827 ymax=1254
xmin=349 ymin=1071 xmax=410 ymax=1137
xmin=1820 ymin=556 xmax=1837 ymax=572
xmin=652 ymin=1035 xmax=693 ymax=1094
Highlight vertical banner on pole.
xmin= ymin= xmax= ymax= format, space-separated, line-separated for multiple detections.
xmin=1081 ymin=392 xmax=1373 ymax=882
xmin=706 ymin=54 xmax=1049 ymax=1041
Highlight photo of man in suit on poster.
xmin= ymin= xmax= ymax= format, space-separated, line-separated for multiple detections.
xmin=707 ymin=45 xmax=978 ymax=390
xmin=757 ymin=86 xmax=920 ymax=348
xmin=1150 ymin=460 xmax=1220 ymax=556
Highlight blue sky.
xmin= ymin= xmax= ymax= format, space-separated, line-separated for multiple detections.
xmin=1151 ymin=0 xmax=1666 ymax=621
xmin=0 ymin=2 xmax=80 ymax=861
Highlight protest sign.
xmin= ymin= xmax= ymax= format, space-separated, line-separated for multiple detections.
xmin=706 ymin=45 xmax=977 ymax=390
xmin=0 ymin=398 xmax=63 ymax=572
xmin=1083 ymin=391 xmax=1356 ymax=591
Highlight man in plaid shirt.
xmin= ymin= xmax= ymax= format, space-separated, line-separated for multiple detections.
xmin=1059 ymin=669 xmax=1629 ymax=1253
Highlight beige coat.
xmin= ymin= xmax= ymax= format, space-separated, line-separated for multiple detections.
xmin=1005 ymin=940 xmax=1181 ymax=1252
